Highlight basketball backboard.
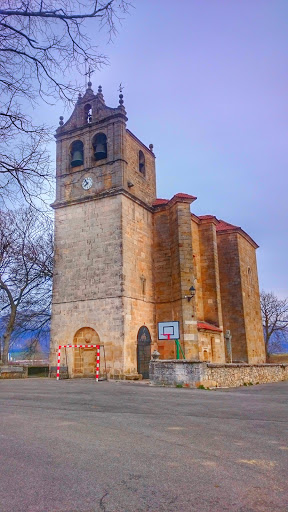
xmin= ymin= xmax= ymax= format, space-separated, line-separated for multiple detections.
xmin=158 ymin=321 xmax=180 ymax=340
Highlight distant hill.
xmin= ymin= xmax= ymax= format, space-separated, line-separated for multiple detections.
xmin=268 ymin=331 xmax=288 ymax=354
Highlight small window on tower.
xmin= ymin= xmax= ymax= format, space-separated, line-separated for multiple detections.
xmin=139 ymin=150 xmax=145 ymax=175
xmin=247 ymin=267 xmax=252 ymax=284
xmin=140 ymin=275 xmax=146 ymax=295
xmin=93 ymin=133 xmax=107 ymax=161
xmin=70 ymin=140 xmax=84 ymax=167
xmin=247 ymin=267 xmax=253 ymax=295
xmin=84 ymin=104 xmax=92 ymax=123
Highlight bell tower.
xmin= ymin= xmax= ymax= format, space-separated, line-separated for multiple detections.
xmin=53 ymin=82 xmax=156 ymax=208
xmin=50 ymin=82 xmax=157 ymax=378
xmin=54 ymin=83 xmax=127 ymax=206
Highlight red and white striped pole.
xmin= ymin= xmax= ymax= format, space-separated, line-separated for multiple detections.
xmin=56 ymin=345 xmax=100 ymax=381
xmin=56 ymin=345 xmax=61 ymax=381
xmin=96 ymin=345 xmax=100 ymax=382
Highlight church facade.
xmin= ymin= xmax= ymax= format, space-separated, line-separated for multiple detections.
xmin=50 ymin=83 xmax=265 ymax=378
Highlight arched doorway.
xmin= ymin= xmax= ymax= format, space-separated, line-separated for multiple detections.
xmin=137 ymin=326 xmax=151 ymax=379
xmin=72 ymin=327 xmax=100 ymax=377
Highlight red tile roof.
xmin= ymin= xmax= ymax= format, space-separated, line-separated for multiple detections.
xmin=216 ymin=219 xmax=239 ymax=231
xmin=193 ymin=216 xmax=258 ymax=249
xmin=153 ymin=193 xmax=197 ymax=208
xmin=198 ymin=215 xmax=217 ymax=220
xmin=174 ymin=193 xmax=197 ymax=200
xmin=216 ymin=219 xmax=258 ymax=248
xmin=154 ymin=202 xmax=259 ymax=248
xmin=197 ymin=321 xmax=222 ymax=332
xmin=152 ymin=198 xmax=169 ymax=206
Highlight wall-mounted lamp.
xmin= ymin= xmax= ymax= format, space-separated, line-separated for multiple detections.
xmin=185 ymin=285 xmax=196 ymax=302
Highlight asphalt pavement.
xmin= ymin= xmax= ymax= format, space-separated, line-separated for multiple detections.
xmin=0 ymin=378 xmax=287 ymax=512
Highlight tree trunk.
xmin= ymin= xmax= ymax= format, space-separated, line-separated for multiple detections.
xmin=2 ymin=304 xmax=17 ymax=364
xmin=264 ymin=317 xmax=270 ymax=359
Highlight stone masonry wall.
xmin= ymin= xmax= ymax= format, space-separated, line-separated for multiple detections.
xmin=153 ymin=201 xmax=199 ymax=360
xmin=217 ymin=232 xmax=265 ymax=364
xmin=50 ymin=195 xmax=125 ymax=377
xmin=150 ymin=360 xmax=288 ymax=388
xmin=52 ymin=196 xmax=123 ymax=304
xmin=197 ymin=218 xmax=225 ymax=362
xmin=153 ymin=208 xmax=175 ymax=359
xmin=217 ymin=232 xmax=247 ymax=361
xmin=198 ymin=218 xmax=223 ymax=328
xmin=191 ymin=217 xmax=204 ymax=320
xmin=237 ymin=235 xmax=266 ymax=363
xmin=122 ymin=195 xmax=156 ymax=374
xmin=174 ymin=203 xmax=199 ymax=360
xmin=197 ymin=331 xmax=222 ymax=362
xmin=124 ymin=131 xmax=156 ymax=207
xmin=0 ymin=366 xmax=28 ymax=379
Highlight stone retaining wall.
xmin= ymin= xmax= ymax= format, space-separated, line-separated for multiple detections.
xmin=149 ymin=360 xmax=288 ymax=388
xmin=0 ymin=366 xmax=28 ymax=379
xmin=49 ymin=366 xmax=69 ymax=379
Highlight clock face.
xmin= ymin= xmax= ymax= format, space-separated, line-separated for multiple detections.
xmin=82 ymin=177 xmax=93 ymax=190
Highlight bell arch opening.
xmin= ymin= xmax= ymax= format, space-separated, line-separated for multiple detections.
xmin=138 ymin=150 xmax=145 ymax=175
xmin=70 ymin=140 xmax=84 ymax=167
xmin=84 ymin=104 xmax=92 ymax=123
xmin=93 ymin=132 xmax=107 ymax=161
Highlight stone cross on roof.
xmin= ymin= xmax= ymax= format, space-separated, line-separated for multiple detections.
xmin=84 ymin=64 xmax=94 ymax=88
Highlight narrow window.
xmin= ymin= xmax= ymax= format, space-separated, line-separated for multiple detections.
xmin=203 ymin=349 xmax=209 ymax=362
xmin=139 ymin=150 xmax=145 ymax=175
xmin=70 ymin=140 xmax=84 ymax=167
xmin=93 ymin=133 xmax=107 ymax=161
xmin=140 ymin=275 xmax=146 ymax=295
xmin=84 ymin=104 xmax=92 ymax=123
xmin=247 ymin=267 xmax=252 ymax=285
xmin=247 ymin=267 xmax=252 ymax=296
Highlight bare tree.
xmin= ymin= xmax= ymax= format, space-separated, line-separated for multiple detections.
xmin=0 ymin=207 xmax=53 ymax=364
xmin=23 ymin=336 xmax=48 ymax=360
xmin=0 ymin=127 xmax=52 ymax=209
xmin=260 ymin=290 xmax=288 ymax=357
xmin=0 ymin=1 xmax=130 ymax=206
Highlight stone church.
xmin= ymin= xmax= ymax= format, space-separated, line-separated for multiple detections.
xmin=50 ymin=82 xmax=265 ymax=379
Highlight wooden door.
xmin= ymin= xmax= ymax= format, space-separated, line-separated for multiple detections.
xmin=137 ymin=326 xmax=151 ymax=379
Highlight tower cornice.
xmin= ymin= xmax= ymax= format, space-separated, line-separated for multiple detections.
xmin=55 ymin=112 xmax=128 ymax=139
xmin=51 ymin=186 xmax=155 ymax=213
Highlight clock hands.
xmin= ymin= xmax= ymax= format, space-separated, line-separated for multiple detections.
xmin=82 ymin=177 xmax=93 ymax=190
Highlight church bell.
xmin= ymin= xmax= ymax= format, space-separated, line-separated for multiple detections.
xmin=71 ymin=149 xmax=83 ymax=167
xmin=94 ymin=143 xmax=107 ymax=160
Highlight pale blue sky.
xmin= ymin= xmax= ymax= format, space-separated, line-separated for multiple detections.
xmin=44 ymin=0 xmax=288 ymax=297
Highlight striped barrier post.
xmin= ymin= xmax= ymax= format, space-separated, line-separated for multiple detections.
xmin=56 ymin=345 xmax=61 ymax=381
xmin=56 ymin=345 xmax=101 ymax=381
xmin=96 ymin=345 xmax=100 ymax=382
